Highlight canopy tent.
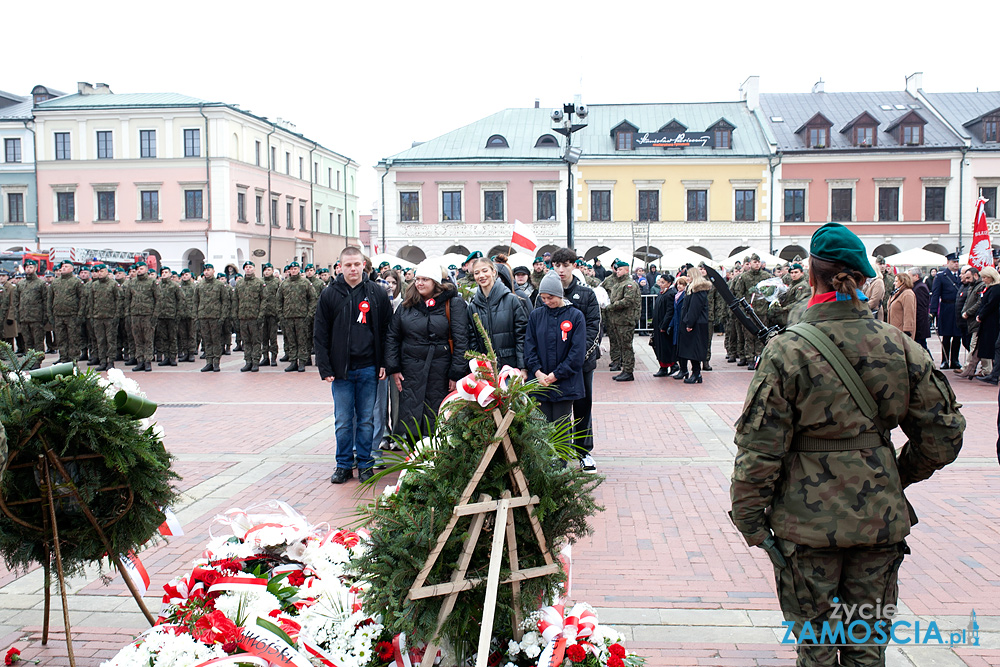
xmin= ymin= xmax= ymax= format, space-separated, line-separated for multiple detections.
xmin=596 ymin=247 xmax=636 ymax=268
xmin=883 ymin=247 xmax=947 ymax=267
xmin=368 ymin=253 xmax=415 ymax=270
xmin=725 ymin=246 xmax=784 ymax=268
xmin=504 ymin=252 xmax=539 ymax=270
xmin=438 ymin=252 xmax=468 ymax=269
xmin=652 ymin=247 xmax=715 ymax=272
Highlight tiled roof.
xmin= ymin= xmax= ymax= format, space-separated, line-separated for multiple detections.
xmin=759 ymin=91 xmax=964 ymax=151
xmin=382 ymin=102 xmax=772 ymax=164
xmin=922 ymin=91 xmax=1000 ymax=150
xmin=36 ymin=92 xmax=210 ymax=109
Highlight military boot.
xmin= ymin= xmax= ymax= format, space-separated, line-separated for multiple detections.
xmin=80 ymin=350 xmax=89 ymax=361
xmin=132 ymin=360 xmax=145 ymax=372
xmin=143 ymin=360 xmax=152 ymax=371
xmin=302 ymin=355 xmax=311 ymax=367
xmin=234 ymin=343 xmax=244 ymax=352
xmin=158 ymin=356 xmax=172 ymax=366
xmin=279 ymin=353 xmax=289 ymax=362
xmin=95 ymin=362 xmax=108 ymax=372
xmin=747 ymin=359 xmax=757 ymax=371
xmin=223 ymin=344 xmax=231 ymax=355
xmin=168 ymin=356 xmax=177 ymax=366
xmin=240 ymin=361 xmax=253 ymax=372
xmin=297 ymin=361 xmax=306 ymax=372
xmin=200 ymin=361 xmax=214 ymax=372
xmin=251 ymin=361 xmax=259 ymax=372
xmin=212 ymin=359 xmax=221 ymax=372
xmin=284 ymin=361 xmax=299 ymax=372
xmin=609 ymin=362 xmax=621 ymax=372
xmin=87 ymin=355 xmax=101 ymax=366
xmin=736 ymin=358 xmax=748 ymax=366
xmin=105 ymin=362 xmax=115 ymax=370
xmin=270 ymin=354 xmax=278 ymax=366
xmin=126 ymin=357 xmax=138 ymax=366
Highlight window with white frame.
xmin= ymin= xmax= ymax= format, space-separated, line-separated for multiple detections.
xmin=54 ymin=132 xmax=71 ymax=160
xmin=93 ymin=185 xmax=117 ymax=222
xmin=397 ymin=183 xmax=422 ymax=222
xmin=438 ymin=182 xmax=465 ymax=222
xmin=532 ymin=179 xmax=561 ymax=222
xmin=874 ymin=178 xmax=904 ymax=222
xmin=139 ymin=130 xmax=156 ymax=158
xmin=139 ymin=188 xmax=160 ymax=221
xmin=780 ymin=179 xmax=811 ymax=223
xmin=730 ymin=179 xmax=760 ymax=222
xmin=682 ymin=180 xmax=713 ymax=222
xmin=826 ymin=178 xmax=858 ymax=222
xmin=53 ymin=185 xmax=77 ymax=223
xmin=2 ymin=186 xmax=27 ymax=223
xmin=96 ymin=131 xmax=113 ymax=159
xmin=184 ymin=129 xmax=201 ymax=158
xmin=977 ymin=179 xmax=999 ymax=219
xmin=480 ymin=182 xmax=508 ymax=222
xmin=585 ymin=179 xmax=614 ymax=222
xmin=921 ymin=177 xmax=950 ymax=222
xmin=634 ymin=180 xmax=664 ymax=222
xmin=4 ymin=138 xmax=21 ymax=163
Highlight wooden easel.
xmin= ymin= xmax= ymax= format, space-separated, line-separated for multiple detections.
xmin=0 ymin=424 xmax=157 ymax=667
xmin=408 ymin=408 xmax=562 ymax=667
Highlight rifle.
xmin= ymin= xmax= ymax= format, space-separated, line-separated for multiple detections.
xmin=702 ymin=265 xmax=783 ymax=344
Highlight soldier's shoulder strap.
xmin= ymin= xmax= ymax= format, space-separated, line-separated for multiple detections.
xmin=787 ymin=322 xmax=889 ymax=442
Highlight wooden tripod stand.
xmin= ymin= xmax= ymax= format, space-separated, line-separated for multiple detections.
xmin=0 ymin=423 xmax=157 ymax=667
xmin=408 ymin=408 xmax=562 ymax=667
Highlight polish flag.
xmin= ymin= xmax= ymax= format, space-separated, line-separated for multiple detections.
xmin=158 ymin=507 xmax=184 ymax=537
xmin=969 ymin=197 xmax=994 ymax=270
xmin=510 ymin=219 xmax=538 ymax=254
xmin=122 ymin=551 xmax=151 ymax=595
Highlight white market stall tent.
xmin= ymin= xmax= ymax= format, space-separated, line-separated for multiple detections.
xmin=883 ymin=248 xmax=947 ymax=267
xmin=726 ymin=246 xmax=784 ymax=268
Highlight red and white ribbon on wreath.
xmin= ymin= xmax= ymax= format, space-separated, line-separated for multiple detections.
xmin=121 ymin=551 xmax=150 ymax=596
xmin=207 ymin=574 xmax=269 ymax=595
xmin=537 ymin=603 xmax=597 ymax=667
xmin=388 ymin=633 xmax=413 ymax=667
xmin=357 ymin=300 xmax=370 ymax=324
xmin=560 ymin=320 xmax=573 ymax=341
xmin=193 ymin=656 xmax=269 ymax=667
xmin=440 ymin=359 xmax=523 ymax=414
xmin=158 ymin=506 xmax=184 ymax=537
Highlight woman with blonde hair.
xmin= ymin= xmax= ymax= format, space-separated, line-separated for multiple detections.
xmin=886 ymin=271 xmax=916 ymax=338
xmin=675 ymin=267 xmax=711 ymax=383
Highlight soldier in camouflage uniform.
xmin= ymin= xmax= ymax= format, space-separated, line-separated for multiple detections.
xmin=155 ymin=266 xmax=182 ymax=366
xmin=733 ymin=253 xmax=771 ymax=369
xmin=261 ymin=263 xmax=280 ymax=366
xmin=14 ymin=259 xmax=49 ymax=366
xmin=88 ymin=263 xmax=122 ymax=371
xmin=194 ymin=264 xmax=229 ymax=372
xmin=0 ymin=270 xmax=17 ymax=348
xmin=124 ymin=261 xmax=159 ymax=372
xmin=235 ymin=261 xmax=266 ymax=372
xmin=601 ymin=259 xmax=641 ymax=381
xmin=277 ymin=261 xmax=316 ymax=372
xmin=529 ymin=257 xmax=547 ymax=292
xmin=48 ymin=260 xmax=86 ymax=363
xmin=305 ymin=264 xmax=324 ymax=363
xmin=116 ymin=268 xmax=132 ymax=363
xmin=731 ymin=223 xmax=965 ymax=667
xmin=176 ymin=269 xmax=196 ymax=362
xmin=456 ymin=251 xmax=481 ymax=296
xmin=769 ymin=262 xmax=811 ymax=328
xmin=78 ymin=267 xmax=94 ymax=363
xmin=701 ymin=264 xmax=726 ymax=371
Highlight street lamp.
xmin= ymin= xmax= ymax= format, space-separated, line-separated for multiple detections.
xmin=552 ymin=102 xmax=588 ymax=250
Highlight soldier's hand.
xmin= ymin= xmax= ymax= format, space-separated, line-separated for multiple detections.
xmin=759 ymin=535 xmax=787 ymax=569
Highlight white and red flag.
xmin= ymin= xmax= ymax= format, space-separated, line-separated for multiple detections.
xmin=121 ymin=551 xmax=151 ymax=595
xmin=510 ymin=219 xmax=538 ymax=254
xmin=969 ymin=196 xmax=994 ymax=270
xmin=158 ymin=507 xmax=184 ymax=536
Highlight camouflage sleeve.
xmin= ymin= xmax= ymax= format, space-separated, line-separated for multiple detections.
xmin=730 ymin=353 xmax=794 ymax=547
xmin=896 ymin=357 xmax=965 ymax=488
xmin=77 ymin=282 xmax=86 ymax=318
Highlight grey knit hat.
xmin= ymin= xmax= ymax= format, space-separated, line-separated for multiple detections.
xmin=538 ymin=271 xmax=564 ymax=298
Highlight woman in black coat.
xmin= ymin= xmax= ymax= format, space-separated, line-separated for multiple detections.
xmin=467 ymin=258 xmax=528 ymax=369
xmin=675 ymin=268 xmax=711 ymax=384
xmin=911 ymin=273 xmax=931 ymax=350
xmin=650 ymin=274 xmax=677 ymax=377
xmin=385 ymin=266 xmax=469 ymax=442
xmin=975 ymin=271 xmax=1000 ymax=369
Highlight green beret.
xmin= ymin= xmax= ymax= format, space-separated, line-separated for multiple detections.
xmin=465 ymin=251 xmax=483 ymax=263
xmin=448 ymin=264 xmax=457 ymax=270
xmin=534 ymin=257 xmax=545 ymax=264
xmin=318 ymin=268 xmax=329 ymax=274
xmin=243 ymin=261 xmax=254 ymax=268
xmin=92 ymin=263 xmax=106 ymax=271
xmin=134 ymin=260 xmax=146 ymax=267
xmin=160 ymin=266 xmax=170 ymax=273
xmin=790 ymin=263 xmax=803 ymax=271
xmin=181 ymin=268 xmax=191 ymax=274
xmin=261 ymin=263 xmax=272 ymax=269
xmin=289 ymin=261 xmax=300 ymax=268
xmin=378 ymin=261 xmax=390 ymax=269
xmin=23 ymin=259 xmax=38 ymax=267
xmin=392 ymin=264 xmax=402 ymax=270
xmin=305 ymin=263 xmax=314 ymax=269
xmin=203 ymin=263 xmax=214 ymax=269
xmin=612 ymin=258 xmax=628 ymax=269
xmin=57 ymin=259 xmax=74 ymax=268
xmin=810 ymin=222 xmax=876 ymax=278
xmin=749 ymin=253 xmax=760 ymax=262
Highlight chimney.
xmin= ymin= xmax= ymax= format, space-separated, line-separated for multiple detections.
xmin=78 ymin=82 xmax=112 ymax=95
xmin=812 ymin=78 xmax=825 ymax=94
xmin=740 ymin=76 xmax=760 ymax=111
xmin=905 ymin=72 xmax=924 ymax=95
xmin=534 ymin=98 xmax=540 ymax=109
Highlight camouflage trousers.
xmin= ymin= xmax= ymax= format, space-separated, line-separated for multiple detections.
xmin=607 ymin=320 xmax=635 ymax=372
xmin=92 ymin=318 xmax=118 ymax=365
xmin=239 ymin=319 xmax=263 ymax=364
xmin=704 ymin=325 xmax=713 ymax=362
xmin=155 ymin=318 xmax=178 ymax=358
xmin=53 ymin=316 xmax=81 ymax=361
xmin=283 ymin=317 xmax=311 ymax=363
xmin=724 ymin=316 xmax=738 ymax=358
xmin=199 ymin=318 xmax=224 ymax=362
xmin=177 ymin=318 xmax=195 ymax=356
xmin=744 ymin=305 xmax=767 ymax=361
xmin=131 ymin=315 xmax=155 ymax=363
xmin=774 ymin=538 xmax=908 ymax=667
xmin=20 ymin=321 xmax=46 ymax=356
xmin=262 ymin=315 xmax=279 ymax=359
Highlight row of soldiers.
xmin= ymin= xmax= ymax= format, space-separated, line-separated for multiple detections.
xmin=1 ymin=258 xmax=333 ymax=373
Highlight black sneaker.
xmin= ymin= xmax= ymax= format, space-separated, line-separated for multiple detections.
xmin=358 ymin=468 xmax=375 ymax=483
xmin=330 ymin=468 xmax=353 ymax=484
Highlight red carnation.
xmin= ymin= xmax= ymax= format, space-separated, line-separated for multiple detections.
xmin=193 ymin=610 xmax=238 ymax=644
xmin=5 ymin=648 xmax=21 ymax=666
xmin=376 ymin=641 xmax=394 ymax=661
xmin=608 ymin=644 xmax=626 ymax=658
xmin=221 ymin=641 xmax=238 ymax=654
xmin=566 ymin=644 xmax=587 ymax=663
xmin=607 ymin=655 xmax=625 ymax=667
xmin=287 ymin=570 xmax=306 ymax=587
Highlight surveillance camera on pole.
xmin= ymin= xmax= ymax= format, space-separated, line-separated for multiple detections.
xmin=575 ymin=104 xmax=588 ymax=119
xmin=551 ymin=108 xmax=565 ymax=123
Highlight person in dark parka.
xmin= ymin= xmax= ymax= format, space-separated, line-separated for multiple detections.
xmin=676 ymin=267 xmax=710 ymax=384
xmin=467 ymin=257 xmax=527 ymax=369
xmin=651 ymin=273 xmax=677 ymax=376
xmin=908 ymin=268 xmax=931 ymax=350
xmin=930 ymin=254 xmax=962 ymax=368
xmin=385 ymin=261 xmax=469 ymax=442
xmin=975 ymin=271 xmax=1000 ymax=385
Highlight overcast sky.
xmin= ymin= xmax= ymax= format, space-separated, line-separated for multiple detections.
xmin=6 ymin=0 xmax=998 ymax=212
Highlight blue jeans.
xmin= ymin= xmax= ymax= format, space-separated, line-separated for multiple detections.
xmin=332 ymin=366 xmax=377 ymax=471
xmin=371 ymin=376 xmax=389 ymax=450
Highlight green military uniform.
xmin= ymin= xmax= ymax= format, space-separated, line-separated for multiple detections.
xmin=724 ymin=272 xmax=740 ymax=362
xmin=117 ymin=273 xmax=133 ymax=363
xmin=1 ymin=275 xmax=18 ymax=346
xmin=261 ymin=267 xmax=280 ymax=365
xmin=306 ymin=270 xmax=324 ymax=359
xmin=276 ymin=270 xmax=317 ymax=370
xmin=89 ymin=270 xmax=122 ymax=369
xmin=769 ymin=275 xmax=811 ymax=328
xmin=49 ymin=268 xmax=86 ymax=362
xmin=15 ymin=269 xmax=49 ymax=362
xmin=155 ymin=274 xmax=182 ymax=365
xmin=731 ymin=224 xmax=965 ymax=667
xmin=601 ymin=265 xmax=641 ymax=375
xmin=706 ymin=284 xmax=727 ymax=365
xmin=223 ymin=279 xmax=236 ymax=354
xmin=177 ymin=274 xmax=196 ymax=360
xmin=124 ymin=270 xmax=159 ymax=370
xmin=194 ymin=268 xmax=230 ymax=371
xmin=234 ymin=270 xmax=266 ymax=371
xmin=733 ymin=259 xmax=771 ymax=366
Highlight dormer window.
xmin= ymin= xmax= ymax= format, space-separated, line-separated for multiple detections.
xmin=886 ymin=110 xmax=927 ymax=146
xmin=706 ymin=118 xmax=735 ymax=150
xmin=984 ymin=116 xmax=998 ymax=143
xmin=809 ymin=127 xmax=828 ymax=148
xmin=486 ymin=134 xmax=509 ymax=148
xmin=796 ymin=113 xmax=833 ymax=149
xmin=610 ymin=120 xmax=639 ymax=151
xmin=856 ymin=126 xmax=875 ymax=147
xmin=534 ymin=134 xmax=559 ymax=148
xmin=902 ymin=125 xmax=922 ymax=145
xmin=659 ymin=120 xmax=687 ymax=133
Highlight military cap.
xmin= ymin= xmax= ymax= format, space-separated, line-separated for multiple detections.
xmin=448 ymin=264 xmax=457 ymax=270
xmin=243 ymin=260 xmax=255 ymax=268
xmin=0 ymin=269 xmax=9 ymax=276
xmin=575 ymin=259 xmax=585 ymax=266
xmin=512 ymin=265 xmax=530 ymax=276
xmin=91 ymin=263 xmax=107 ymax=271
xmin=171 ymin=271 xmax=178 ymax=276
xmin=305 ymin=263 xmax=314 ymax=269
xmin=288 ymin=261 xmax=300 ymax=268
xmin=160 ymin=266 xmax=170 ymax=273
xmin=23 ymin=258 xmax=38 ymax=267
xmin=809 ymin=222 xmax=876 ymax=278
xmin=203 ymin=263 xmax=214 ymax=269
xmin=749 ymin=253 xmax=760 ymax=261
xmin=115 ymin=267 xmax=127 ymax=274
xmin=333 ymin=260 xmax=341 ymax=267
xmin=534 ymin=257 xmax=545 ymax=264
xmin=134 ymin=260 xmax=147 ymax=268
xmin=465 ymin=251 xmax=483 ymax=264
xmin=318 ymin=268 xmax=329 ymax=274
xmin=393 ymin=264 xmax=402 ymax=270
xmin=261 ymin=262 xmax=272 ymax=269
xmin=378 ymin=261 xmax=390 ymax=269
xmin=612 ymin=258 xmax=629 ymax=269
xmin=790 ymin=262 xmax=803 ymax=271
xmin=57 ymin=259 xmax=74 ymax=268
xmin=44 ymin=270 xmax=54 ymax=276
xmin=181 ymin=268 xmax=191 ymax=274
xmin=945 ymin=252 xmax=959 ymax=261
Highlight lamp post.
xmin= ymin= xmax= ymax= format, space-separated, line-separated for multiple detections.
xmin=552 ymin=102 xmax=588 ymax=250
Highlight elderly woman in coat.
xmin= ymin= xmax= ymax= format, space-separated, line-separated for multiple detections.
xmin=675 ymin=267 xmax=711 ymax=384
xmin=887 ymin=271 xmax=916 ymax=338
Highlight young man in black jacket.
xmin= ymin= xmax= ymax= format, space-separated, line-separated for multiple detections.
xmin=542 ymin=248 xmax=602 ymax=471
xmin=314 ymin=247 xmax=392 ymax=484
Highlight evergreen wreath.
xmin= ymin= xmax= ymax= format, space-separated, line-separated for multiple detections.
xmin=0 ymin=343 xmax=179 ymax=575
xmin=353 ymin=316 xmax=603 ymax=660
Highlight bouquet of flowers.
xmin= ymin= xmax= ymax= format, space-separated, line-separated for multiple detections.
xmin=502 ymin=605 xmax=643 ymax=667
xmin=748 ymin=277 xmax=788 ymax=305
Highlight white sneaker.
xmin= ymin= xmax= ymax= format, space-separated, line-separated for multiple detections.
xmin=580 ymin=455 xmax=597 ymax=472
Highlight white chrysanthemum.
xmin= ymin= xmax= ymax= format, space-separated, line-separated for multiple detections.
xmin=101 ymin=630 xmax=225 ymax=667
xmin=522 ymin=643 xmax=541 ymax=659
xmin=507 ymin=640 xmax=521 ymax=656
xmin=213 ymin=589 xmax=281 ymax=625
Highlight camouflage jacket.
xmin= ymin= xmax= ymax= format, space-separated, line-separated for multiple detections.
xmin=49 ymin=274 xmax=86 ymax=319
xmin=193 ymin=277 xmax=229 ymax=319
xmin=730 ymin=300 xmax=964 ymax=549
xmin=707 ymin=287 xmax=727 ymax=324
xmin=1 ymin=282 xmax=17 ymax=338
xmin=157 ymin=279 xmax=183 ymax=319
xmin=234 ymin=275 xmax=266 ymax=320
xmin=307 ymin=276 xmax=324 ymax=304
xmin=125 ymin=274 xmax=159 ymax=317
xmin=530 ymin=269 xmax=547 ymax=290
xmin=601 ymin=273 xmax=641 ymax=321
xmin=277 ymin=275 xmax=317 ymax=319
xmin=89 ymin=277 xmax=122 ymax=319
xmin=769 ymin=276 xmax=811 ymax=328
xmin=177 ymin=281 xmax=195 ymax=318
xmin=262 ymin=275 xmax=280 ymax=317
xmin=15 ymin=275 xmax=49 ymax=323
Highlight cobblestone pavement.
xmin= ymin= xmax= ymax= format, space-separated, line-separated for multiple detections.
xmin=1 ymin=335 xmax=998 ymax=666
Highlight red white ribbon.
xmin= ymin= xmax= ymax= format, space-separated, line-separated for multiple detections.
xmin=439 ymin=360 xmax=523 ymax=415
xmin=158 ymin=507 xmax=184 ymax=537
xmin=560 ymin=320 xmax=573 ymax=341
xmin=121 ymin=551 xmax=150 ymax=595
xmin=237 ymin=618 xmax=313 ymax=667
xmin=426 ymin=298 xmax=435 ymax=307
xmin=357 ymin=300 xmax=370 ymax=324
xmin=301 ymin=638 xmax=340 ymax=667
xmin=537 ymin=603 xmax=597 ymax=667
xmin=193 ymin=656 xmax=269 ymax=667
xmin=207 ymin=575 xmax=269 ymax=594
xmin=389 ymin=632 xmax=413 ymax=667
